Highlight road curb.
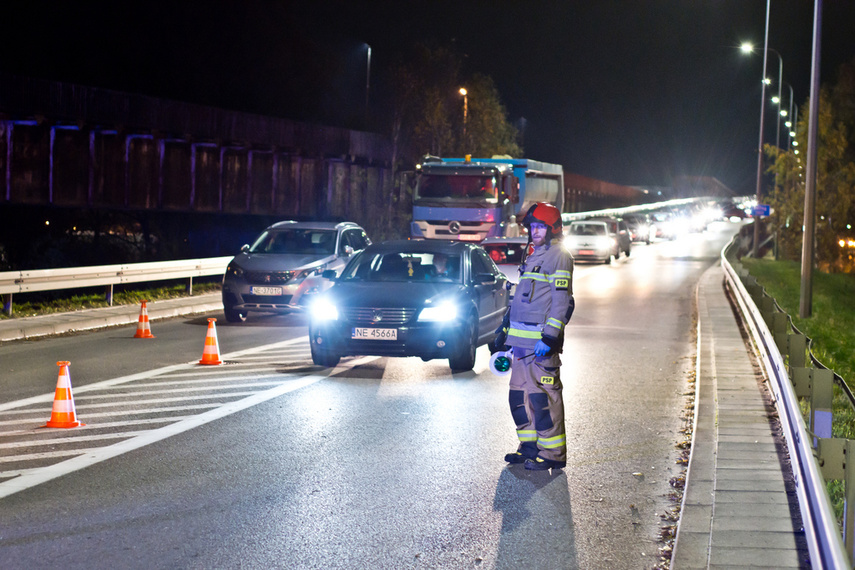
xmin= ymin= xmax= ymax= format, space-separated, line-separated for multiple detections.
xmin=0 ymin=293 xmax=223 ymax=342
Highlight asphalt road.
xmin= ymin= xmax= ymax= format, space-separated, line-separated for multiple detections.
xmin=0 ymin=222 xmax=739 ymax=569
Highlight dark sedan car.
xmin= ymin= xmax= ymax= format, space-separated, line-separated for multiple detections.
xmin=307 ymin=240 xmax=510 ymax=372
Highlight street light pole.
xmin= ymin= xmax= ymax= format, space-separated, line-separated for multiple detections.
xmin=769 ymin=48 xmax=784 ymax=150
xmin=459 ymin=87 xmax=468 ymax=142
xmin=746 ymin=0 xmax=771 ymax=258
xmin=365 ymin=44 xmax=372 ymax=128
xmin=800 ymin=0 xmax=823 ymax=318
xmin=780 ymin=82 xmax=795 ymax=149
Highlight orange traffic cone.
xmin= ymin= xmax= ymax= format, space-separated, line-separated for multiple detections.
xmin=43 ymin=361 xmax=85 ymax=428
xmin=134 ymin=300 xmax=155 ymax=338
xmin=199 ymin=318 xmax=222 ymax=365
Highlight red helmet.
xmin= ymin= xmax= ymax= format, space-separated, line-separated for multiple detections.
xmin=522 ymin=202 xmax=562 ymax=233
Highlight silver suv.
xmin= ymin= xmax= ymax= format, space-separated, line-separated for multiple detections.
xmin=563 ymin=218 xmax=630 ymax=264
xmin=222 ymin=221 xmax=370 ymax=322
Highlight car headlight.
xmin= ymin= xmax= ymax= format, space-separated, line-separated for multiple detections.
xmin=309 ymin=298 xmax=339 ymax=321
xmin=226 ymin=263 xmax=245 ymax=279
xmin=295 ymin=268 xmax=316 ymax=280
xmin=418 ymin=301 xmax=458 ymax=322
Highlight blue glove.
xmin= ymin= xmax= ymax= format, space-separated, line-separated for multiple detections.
xmin=534 ymin=339 xmax=551 ymax=357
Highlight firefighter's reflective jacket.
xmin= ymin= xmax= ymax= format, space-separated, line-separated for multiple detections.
xmin=506 ymin=240 xmax=575 ymax=350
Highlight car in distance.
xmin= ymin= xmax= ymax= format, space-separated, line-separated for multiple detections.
xmin=621 ymin=213 xmax=655 ymax=244
xmin=480 ymin=236 xmax=529 ymax=283
xmin=221 ymin=221 xmax=370 ymax=322
xmin=563 ymin=219 xmax=628 ymax=263
xmin=307 ymin=239 xmax=510 ymax=372
xmin=587 ymin=217 xmax=631 ymax=258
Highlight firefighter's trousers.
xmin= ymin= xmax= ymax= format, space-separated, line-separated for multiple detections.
xmin=508 ymin=347 xmax=566 ymax=463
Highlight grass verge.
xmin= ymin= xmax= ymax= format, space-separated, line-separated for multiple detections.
xmin=0 ymin=281 xmax=222 ymax=319
xmin=741 ymin=257 xmax=855 ymax=523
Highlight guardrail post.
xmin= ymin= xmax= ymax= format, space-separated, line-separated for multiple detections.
xmin=846 ymin=439 xmax=855 ymax=563
xmin=186 ymin=277 xmax=194 ymax=296
xmin=771 ymin=314 xmax=789 ymax=353
xmin=3 ymin=293 xmax=11 ymax=316
xmin=788 ymin=334 xmax=807 ymax=368
xmin=815 ymin=437 xmax=855 ymax=564
xmin=105 ymin=284 xmax=114 ymax=306
xmin=792 ymin=368 xmax=811 ymax=397
xmin=758 ymin=296 xmax=775 ymax=327
xmin=811 ymin=368 xmax=834 ymax=445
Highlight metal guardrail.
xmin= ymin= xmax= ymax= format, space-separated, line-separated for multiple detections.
xmin=0 ymin=256 xmax=232 ymax=315
xmin=722 ymin=235 xmax=851 ymax=569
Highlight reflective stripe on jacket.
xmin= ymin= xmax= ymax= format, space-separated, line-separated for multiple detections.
xmin=507 ymin=239 xmax=574 ymax=349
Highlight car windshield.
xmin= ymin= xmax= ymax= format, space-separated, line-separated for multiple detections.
xmin=248 ymin=229 xmax=337 ymax=255
xmin=483 ymin=243 xmax=526 ymax=265
xmin=568 ymin=223 xmax=606 ymax=236
xmin=341 ymin=252 xmax=462 ymax=283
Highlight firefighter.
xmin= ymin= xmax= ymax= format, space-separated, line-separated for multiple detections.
xmin=497 ymin=202 xmax=574 ymax=470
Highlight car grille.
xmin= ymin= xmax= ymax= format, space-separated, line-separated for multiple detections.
xmin=243 ymin=295 xmax=294 ymax=305
xmin=246 ymin=271 xmax=295 ymax=284
xmin=342 ymin=307 xmax=417 ymax=326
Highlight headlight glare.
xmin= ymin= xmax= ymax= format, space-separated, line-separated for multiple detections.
xmin=310 ymin=298 xmax=339 ymax=321
xmin=419 ymin=301 xmax=458 ymax=322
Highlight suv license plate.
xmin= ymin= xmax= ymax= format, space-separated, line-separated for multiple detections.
xmin=579 ymin=250 xmax=594 ymax=255
xmin=250 ymin=286 xmax=283 ymax=295
xmin=352 ymin=327 xmax=398 ymax=340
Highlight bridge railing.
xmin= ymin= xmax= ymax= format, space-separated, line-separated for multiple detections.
xmin=722 ymin=235 xmax=852 ymax=569
xmin=0 ymin=257 xmax=233 ymax=315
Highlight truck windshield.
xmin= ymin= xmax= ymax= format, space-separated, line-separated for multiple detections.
xmin=417 ymin=174 xmax=498 ymax=202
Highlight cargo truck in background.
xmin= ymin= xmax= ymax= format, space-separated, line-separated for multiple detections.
xmin=411 ymin=155 xmax=564 ymax=242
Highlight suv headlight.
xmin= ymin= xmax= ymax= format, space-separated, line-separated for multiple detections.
xmin=226 ymin=263 xmax=245 ymax=279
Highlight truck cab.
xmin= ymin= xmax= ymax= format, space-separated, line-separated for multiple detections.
xmin=411 ymin=155 xmax=563 ymax=242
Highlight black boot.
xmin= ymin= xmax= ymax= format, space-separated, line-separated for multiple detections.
xmin=524 ymin=456 xmax=566 ymax=471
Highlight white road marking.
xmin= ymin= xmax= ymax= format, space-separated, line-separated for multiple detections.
xmin=0 ymin=374 xmax=324 ymax=498
xmin=0 ymin=337 xmax=382 ymax=499
xmin=0 ymin=431 xmax=151 ymax=451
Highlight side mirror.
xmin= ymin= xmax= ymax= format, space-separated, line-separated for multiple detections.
xmin=344 ymin=245 xmax=354 ymax=256
xmin=322 ymin=269 xmax=337 ymax=280
xmin=240 ymin=244 xmax=250 ymax=253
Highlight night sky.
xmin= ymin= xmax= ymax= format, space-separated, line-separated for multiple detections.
xmin=4 ymin=1 xmax=855 ymax=194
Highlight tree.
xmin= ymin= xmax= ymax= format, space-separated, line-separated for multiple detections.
xmin=767 ymin=58 xmax=855 ymax=271
xmin=455 ymin=73 xmax=522 ymax=158
xmin=388 ymin=43 xmax=521 ymax=167
xmin=381 ymin=43 xmax=522 ymax=239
